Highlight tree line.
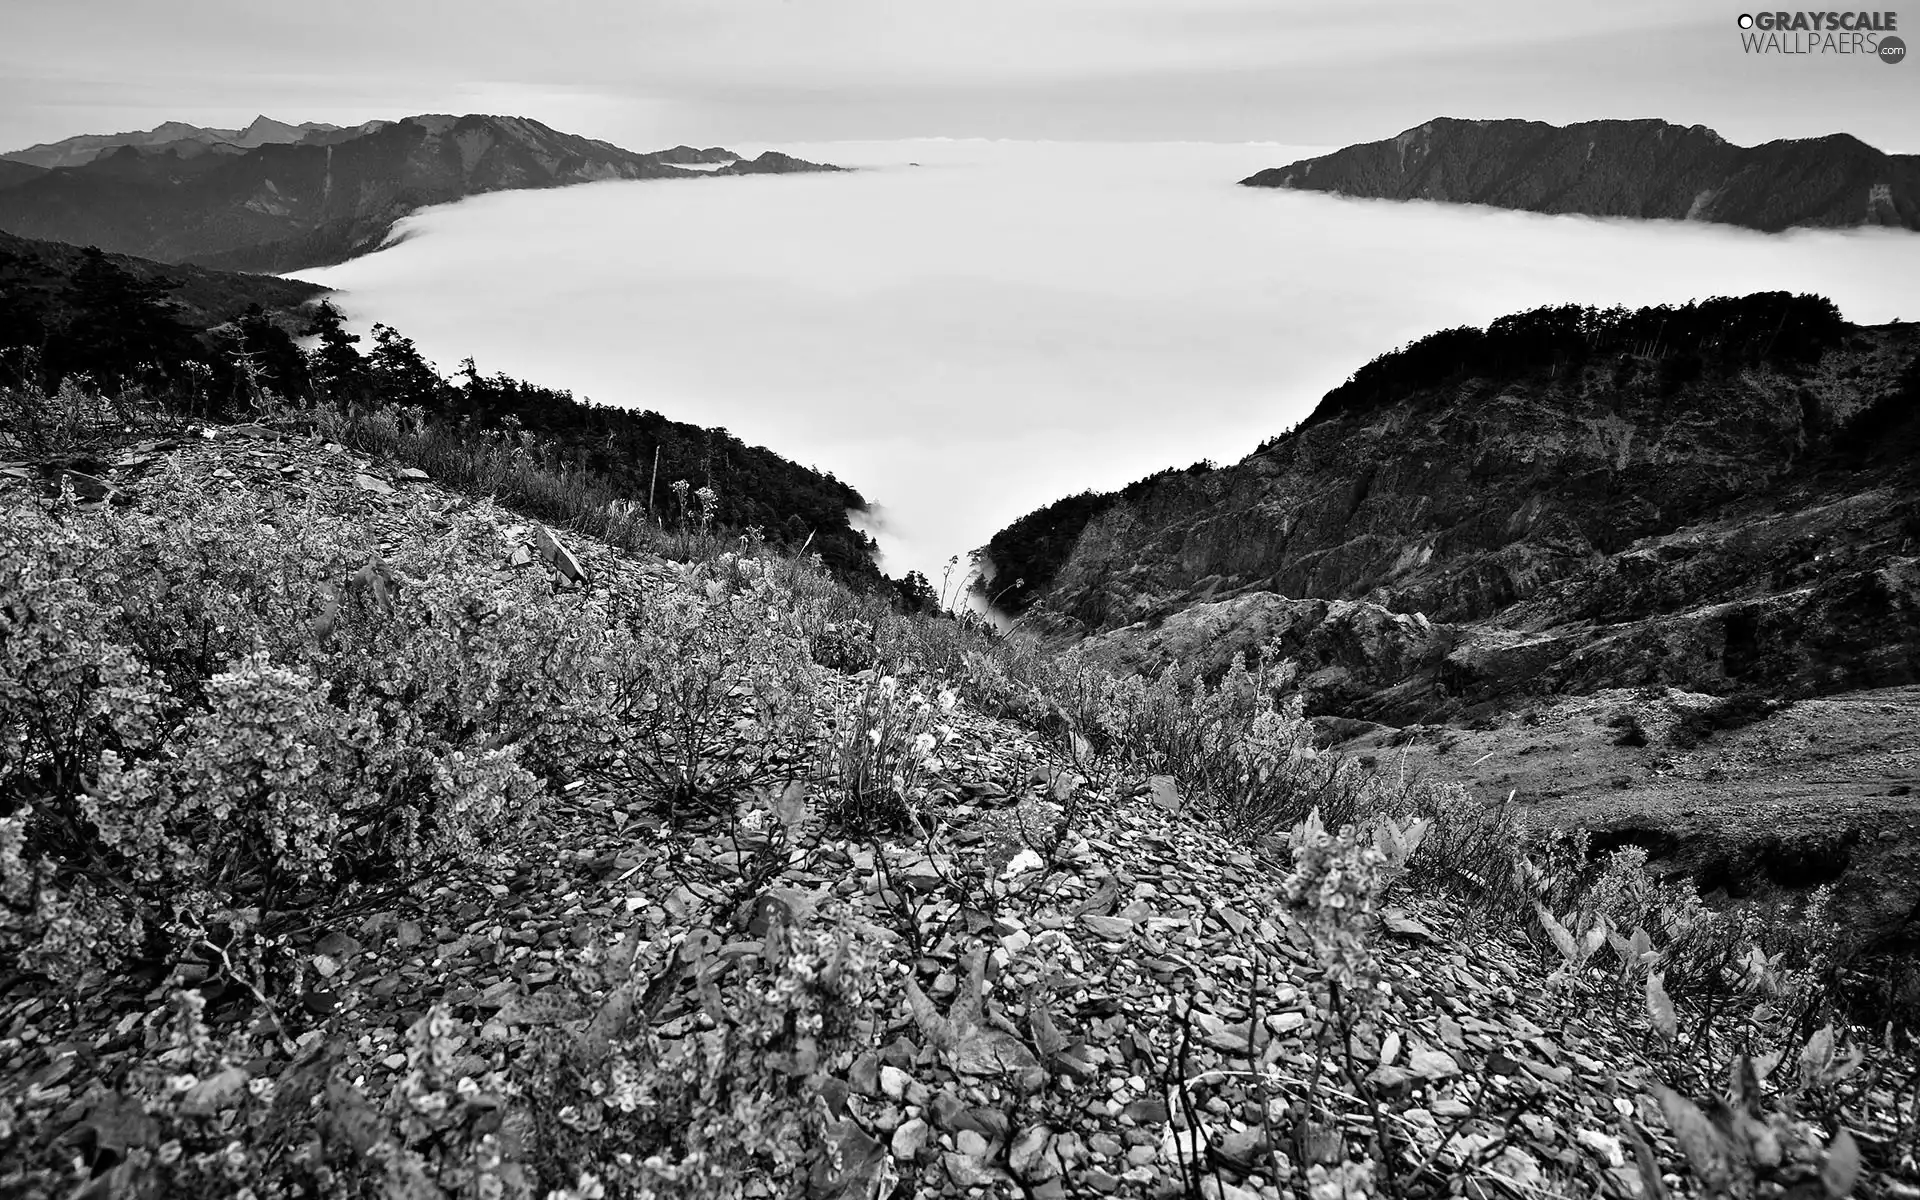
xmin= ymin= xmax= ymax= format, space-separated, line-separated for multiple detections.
xmin=0 ymin=242 xmax=906 ymax=590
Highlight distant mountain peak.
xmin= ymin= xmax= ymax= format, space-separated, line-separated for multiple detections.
xmin=1239 ymin=116 xmax=1920 ymax=232
xmin=0 ymin=112 xmax=844 ymax=271
xmin=1 ymin=115 xmax=339 ymax=169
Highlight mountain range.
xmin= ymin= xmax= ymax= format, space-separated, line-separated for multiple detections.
xmin=1 ymin=115 xmax=343 ymax=169
xmin=1241 ymin=117 xmax=1920 ymax=232
xmin=0 ymin=113 xmax=842 ymax=272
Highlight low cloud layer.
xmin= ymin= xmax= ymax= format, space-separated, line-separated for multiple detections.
xmin=296 ymin=139 xmax=1920 ymax=587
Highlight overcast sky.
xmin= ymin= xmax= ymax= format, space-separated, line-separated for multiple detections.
xmin=3 ymin=0 xmax=1913 ymax=153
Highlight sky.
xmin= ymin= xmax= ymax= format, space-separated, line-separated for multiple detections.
xmin=2 ymin=0 xmax=1915 ymax=154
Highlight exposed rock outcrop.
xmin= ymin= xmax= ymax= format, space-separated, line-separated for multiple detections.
xmin=990 ymin=297 xmax=1920 ymax=726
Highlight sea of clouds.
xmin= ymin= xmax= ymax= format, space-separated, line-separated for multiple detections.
xmin=293 ymin=139 xmax=1920 ymax=591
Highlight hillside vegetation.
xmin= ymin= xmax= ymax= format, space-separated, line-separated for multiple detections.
xmin=0 ymin=349 xmax=1915 ymax=1196
xmin=977 ymin=292 xmax=1873 ymax=618
xmin=0 ymin=238 xmax=885 ymax=585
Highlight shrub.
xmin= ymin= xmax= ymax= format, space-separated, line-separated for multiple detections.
xmin=815 ymin=674 xmax=956 ymax=834
xmin=0 ymin=472 xmax=615 ymax=988
xmin=587 ymin=570 xmax=818 ymax=824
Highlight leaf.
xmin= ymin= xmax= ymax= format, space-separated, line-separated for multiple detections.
xmin=904 ymin=979 xmax=957 ymax=1049
xmin=811 ymin=1115 xmax=897 ymax=1200
xmin=1737 ymin=1111 xmax=1783 ymax=1170
xmin=1728 ymin=1053 xmax=1761 ymax=1117
xmin=349 ymin=555 xmax=399 ymax=612
xmin=1069 ymin=731 xmax=1093 ymax=767
xmin=1293 ymin=806 xmax=1326 ymax=848
xmin=1373 ymin=820 xmax=1405 ymax=865
xmin=1831 ymin=1045 xmax=1864 ymax=1085
xmin=1579 ymin=915 xmax=1609 ymax=962
xmin=1801 ymin=1023 xmax=1836 ymax=1089
xmin=1536 ymin=903 xmax=1579 ymax=965
xmin=1147 ymin=774 xmax=1182 ymax=815
xmin=1654 ymin=1084 xmax=1733 ymax=1191
xmin=1398 ymin=816 xmax=1431 ymax=862
xmin=1630 ymin=926 xmax=1655 ymax=960
xmin=954 ymin=951 xmax=987 ymax=1030
xmin=1646 ymin=971 xmax=1677 ymax=1043
xmin=1821 ymin=1127 xmax=1860 ymax=1198
xmin=1379 ymin=1030 xmax=1402 ymax=1068
xmin=1027 ymin=991 xmax=1069 ymax=1060
xmin=1615 ymin=1115 xmax=1672 ymax=1200
xmin=774 ymin=780 xmax=809 ymax=833
xmin=312 ymin=580 xmax=342 ymax=642
xmin=1607 ymin=929 xmax=1634 ymax=963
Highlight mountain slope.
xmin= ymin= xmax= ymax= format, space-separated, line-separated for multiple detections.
xmin=2 ymin=432 xmax=1904 ymax=1198
xmin=0 ymin=114 xmax=843 ymax=271
xmin=0 ymin=160 xmax=47 ymax=190
xmin=0 ymin=228 xmax=325 ymax=330
xmin=0 ymin=233 xmax=883 ymax=581
xmin=983 ymin=294 xmax=1920 ymax=720
xmin=980 ymin=293 xmax=1920 ymax=949
xmin=1241 ymin=118 xmax=1920 ymax=231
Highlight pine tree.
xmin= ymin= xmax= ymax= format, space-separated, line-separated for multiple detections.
xmin=304 ymin=300 xmax=369 ymax=403
xmin=56 ymin=247 xmax=196 ymax=384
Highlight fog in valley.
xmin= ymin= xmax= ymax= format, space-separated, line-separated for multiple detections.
xmin=294 ymin=139 xmax=1920 ymax=588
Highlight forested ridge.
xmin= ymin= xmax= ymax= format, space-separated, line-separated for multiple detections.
xmin=980 ymin=292 xmax=1885 ymax=615
xmin=0 ymin=232 xmax=887 ymax=582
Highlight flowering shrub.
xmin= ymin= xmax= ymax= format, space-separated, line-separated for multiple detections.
xmin=587 ymin=573 xmax=817 ymax=824
xmin=0 ymin=470 xmax=616 ymax=987
xmin=1283 ymin=808 xmax=1395 ymax=1001
xmin=816 ymin=675 xmax=957 ymax=834
xmin=514 ymin=921 xmax=900 ymax=1197
xmin=0 ymin=986 xmax=540 ymax=1200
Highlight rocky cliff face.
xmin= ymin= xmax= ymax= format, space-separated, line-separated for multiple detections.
xmin=1240 ymin=118 xmax=1920 ymax=232
xmin=993 ymin=298 xmax=1920 ymax=726
xmin=995 ymin=297 xmax=1920 ymax=950
xmin=0 ymin=115 xmax=843 ymax=271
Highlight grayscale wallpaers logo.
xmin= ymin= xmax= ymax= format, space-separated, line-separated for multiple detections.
xmin=1736 ymin=10 xmax=1904 ymax=59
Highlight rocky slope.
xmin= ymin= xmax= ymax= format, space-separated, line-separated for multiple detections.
xmin=2 ymin=428 xmax=1908 ymax=1197
xmin=984 ymin=295 xmax=1920 ymax=945
xmin=1240 ymin=118 xmax=1920 ymax=232
xmin=991 ymin=295 xmax=1920 ymax=720
xmin=0 ymin=114 xmax=843 ymax=271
